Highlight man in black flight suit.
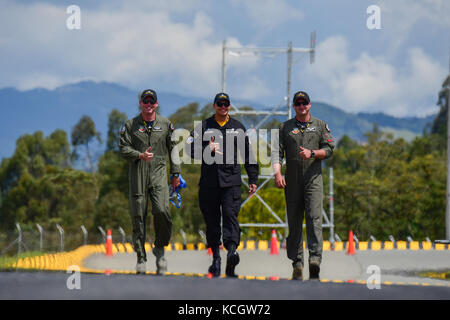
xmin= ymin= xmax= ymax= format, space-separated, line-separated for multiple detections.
xmin=186 ymin=92 xmax=259 ymax=277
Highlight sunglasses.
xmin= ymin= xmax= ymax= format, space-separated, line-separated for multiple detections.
xmin=142 ymin=97 xmax=157 ymax=105
xmin=294 ymin=101 xmax=309 ymax=106
xmin=216 ymin=101 xmax=230 ymax=108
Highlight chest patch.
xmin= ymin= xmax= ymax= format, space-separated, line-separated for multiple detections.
xmin=226 ymin=129 xmax=239 ymax=135
xmin=138 ymin=125 xmax=146 ymax=133
xmin=306 ymin=127 xmax=316 ymax=132
xmin=291 ymin=128 xmax=300 ymax=134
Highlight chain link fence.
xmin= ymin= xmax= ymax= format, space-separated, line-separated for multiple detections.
xmin=0 ymin=226 xmax=133 ymax=257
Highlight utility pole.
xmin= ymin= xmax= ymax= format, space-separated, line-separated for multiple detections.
xmin=444 ymin=43 xmax=450 ymax=240
xmin=446 ymin=73 xmax=450 ymax=240
xmin=436 ymin=49 xmax=450 ymax=244
xmin=447 ymin=45 xmax=450 ymax=240
xmin=287 ymin=41 xmax=293 ymax=119
xmin=222 ymin=40 xmax=227 ymax=92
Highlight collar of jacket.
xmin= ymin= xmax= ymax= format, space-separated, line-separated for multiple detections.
xmin=138 ymin=113 xmax=160 ymax=129
xmin=208 ymin=114 xmax=233 ymax=129
xmin=294 ymin=115 xmax=316 ymax=124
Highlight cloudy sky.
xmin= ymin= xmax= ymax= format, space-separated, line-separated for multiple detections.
xmin=1 ymin=0 xmax=449 ymax=117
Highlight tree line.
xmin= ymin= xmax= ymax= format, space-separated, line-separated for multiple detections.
xmin=0 ymin=98 xmax=448 ymax=252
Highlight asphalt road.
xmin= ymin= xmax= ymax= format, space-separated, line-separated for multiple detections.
xmin=84 ymin=249 xmax=450 ymax=286
xmin=2 ymin=249 xmax=449 ymax=300
xmin=1 ymin=271 xmax=449 ymax=300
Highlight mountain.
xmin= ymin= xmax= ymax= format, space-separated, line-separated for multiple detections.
xmin=0 ymin=81 xmax=436 ymax=160
xmin=251 ymin=102 xmax=434 ymax=143
xmin=300 ymin=104 xmax=434 ymax=143
xmin=0 ymin=81 xmax=208 ymax=160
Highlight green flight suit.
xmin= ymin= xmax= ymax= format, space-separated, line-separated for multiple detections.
xmin=274 ymin=115 xmax=334 ymax=266
xmin=119 ymin=113 xmax=180 ymax=262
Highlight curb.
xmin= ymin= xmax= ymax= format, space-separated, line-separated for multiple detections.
xmin=2 ymin=243 xmax=449 ymax=288
xmin=2 ymin=240 xmax=447 ymax=272
xmin=161 ymin=240 xmax=449 ymax=251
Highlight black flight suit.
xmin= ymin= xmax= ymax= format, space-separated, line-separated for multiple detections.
xmin=186 ymin=115 xmax=259 ymax=250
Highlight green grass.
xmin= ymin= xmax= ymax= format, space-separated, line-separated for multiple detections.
xmin=0 ymin=251 xmax=44 ymax=269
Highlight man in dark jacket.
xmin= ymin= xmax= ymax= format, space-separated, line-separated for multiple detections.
xmin=186 ymin=93 xmax=259 ymax=277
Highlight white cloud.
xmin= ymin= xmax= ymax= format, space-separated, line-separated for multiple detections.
xmin=379 ymin=0 xmax=450 ymax=56
xmin=118 ymin=0 xmax=206 ymax=14
xmin=231 ymin=0 xmax=304 ymax=29
xmin=1 ymin=0 xmax=447 ymax=116
xmin=380 ymin=0 xmax=450 ymax=28
xmin=304 ymin=36 xmax=445 ymax=117
xmin=0 ymin=0 xmax=260 ymax=97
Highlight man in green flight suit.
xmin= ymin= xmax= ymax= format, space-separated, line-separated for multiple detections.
xmin=119 ymin=89 xmax=181 ymax=274
xmin=272 ymin=91 xmax=334 ymax=280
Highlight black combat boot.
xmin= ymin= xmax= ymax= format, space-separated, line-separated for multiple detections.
xmin=136 ymin=256 xmax=146 ymax=275
xmin=152 ymin=246 xmax=167 ymax=275
xmin=309 ymin=260 xmax=320 ymax=280
xmin=225 ymin=245 xmax=240 ymax=278
xmin=292 ymin=260 xmax=303 ymax=281
xmin=208 ymin=257 xmax=221 ymax=277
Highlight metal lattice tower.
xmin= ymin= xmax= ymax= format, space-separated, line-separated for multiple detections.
xmin=220 ymin=32 xmax=335 ymax=242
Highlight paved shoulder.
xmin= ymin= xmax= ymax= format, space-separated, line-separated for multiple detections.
xmin=1 ymin=272 xmax=449 ymax=300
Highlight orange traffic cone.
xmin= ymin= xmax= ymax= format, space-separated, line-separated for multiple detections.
xmin=270 ymin=230 xmax=279 ymax=255
xmin=347 ymin=230 xmax=356 ymax=255
xmin=105 ymin=229 xmax=113 ymax=257
xmin=207 ymin=247 xmax=212 ymax=256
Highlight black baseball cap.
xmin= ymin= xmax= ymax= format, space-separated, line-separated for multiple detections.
xmin=293 ymin=91 xmax=310 ymax=104
xmin=214 ymin=92 xmax=230 ymax=104
xmin=140 ymin=89 xmax=157 ymax=102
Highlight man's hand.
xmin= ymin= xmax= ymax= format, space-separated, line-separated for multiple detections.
xmin=299 ymin=146 xmax=312 ymax=160
xmin=139 ymin=146 xmax=154 ymax=162
xmin=274 ymin=172 xmax=286 ymax=189
xmin=171 ymin=176 xmax=180 ymax=190
xmin=209 ymin=136 xmax=223 ymax=155
xmin=248 ymin=184 xmax=257 ymax=195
